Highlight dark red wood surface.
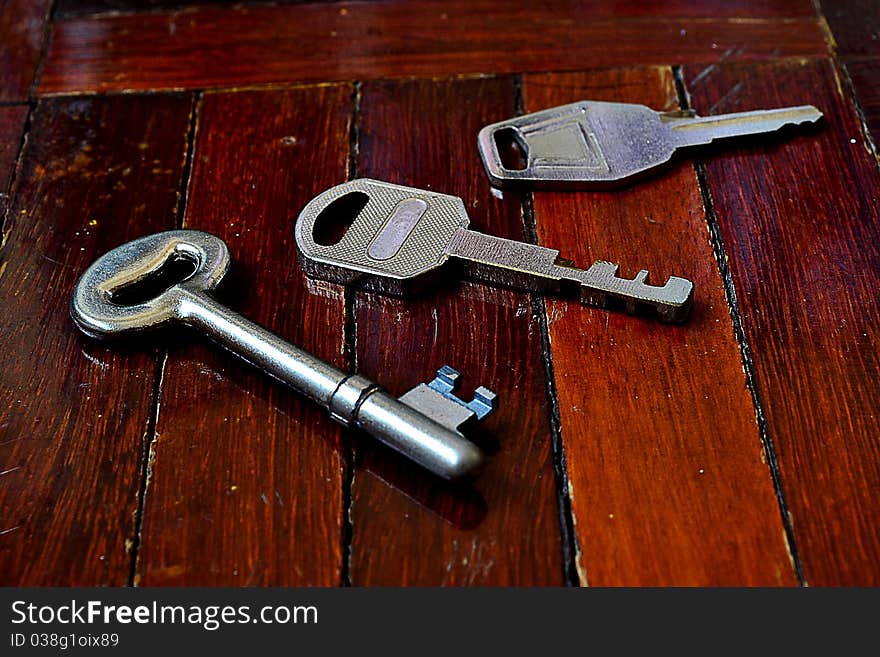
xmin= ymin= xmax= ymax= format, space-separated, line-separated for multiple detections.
xmin=820 ymin=0 xmax=880 ymax=58
xmin=0 ymin=0 xmax=53 ymax=101
xmin=135 ymin=86 xmax=352 ymax=586
xmin=819 ymin=0 xmax=880 ymax=148
xmin=845 ymin=59 xmax=880 ymax=147
xmin=524 ymin=69 xmax=797 ymax=586
xmin=54 ymin=0 xmax=247 ymax=17
xmin=0 ymin=95 xmax=191 ymax=585
xmin=683 ymin=58 xmax=880 ymax=586
xmin=0 ymin=106 xmax=27 ymax=193
xmin=37 ymin=1 xmax=827 ymax=95
xmin=351 ymin=77 xmax=564 ymax=585
xmin=55 ymin=0 xmax=818 ymax=19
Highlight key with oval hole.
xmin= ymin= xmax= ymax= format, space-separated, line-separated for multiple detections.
xmin=477 ymin=101 xmax=823 ymax=188
xmin=295 ymin=179 xmax=694 ymax=322
xmin=71 ymin=230 xmax=497 ymax=480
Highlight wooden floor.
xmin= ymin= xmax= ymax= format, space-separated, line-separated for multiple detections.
xmin=1 ymin=0 xmax=878 ymax=586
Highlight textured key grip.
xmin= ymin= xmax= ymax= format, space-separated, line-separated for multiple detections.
xmin=295 ymin=179 xmax=469 ymax=283
xmin=478 ymin=101 xmax=672 ymax=188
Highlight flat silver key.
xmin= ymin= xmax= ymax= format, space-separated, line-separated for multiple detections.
xmin=477 ymin=101 xmax=823 ymax=188
xmin=71 ymin=230 xmax=497 ymax=480
xmin=295 ymin=179 xmax=694 ymax=322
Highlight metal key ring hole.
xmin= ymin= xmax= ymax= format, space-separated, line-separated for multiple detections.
xmin=492 ymin=127 xmax=529 ymax=171
xmin=311 ymin=190 xmax=369 ymax=246
xmin=72 ymin=230 xmax=230 ymax=339
xmin=108 ymin=249 xmax=200 ymax=307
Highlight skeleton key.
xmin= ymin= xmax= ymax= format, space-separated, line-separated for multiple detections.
xmin=295 ymin=179 xmax=694 ymax=322
xmin=477 ymin=101 xmax=823 ymax=188
xmin=71 ymin=230 xmax=497 ymax=480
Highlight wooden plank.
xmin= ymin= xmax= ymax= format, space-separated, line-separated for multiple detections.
xmin=0 ymin=106 xmax=27 ymax=192
xmin=351 ymin=77 xmax=564 ymax=585
xmin=54 ymin=0 xmax=819 ymax=19
xmin=819 ymin=0 xmax=880 ymax=58
xmin=682 ymin=58 xmax=880 ymax=585
xmin=0 ymin=0 xmax=53 ymax=101
xmin=524 ymin=69 xmax=797 ymax=585
xmin=846 ymin=59 xmax=880 ymax=147
xmin=55 ymin=0 xmax=245 ymax=17
xmin=38 ymin=1 xmax=829 ymax=95
xmin=0 ymin=95 xmax=192 ymax=585
xmin=135 ymin=85 xmax=352 ymax=586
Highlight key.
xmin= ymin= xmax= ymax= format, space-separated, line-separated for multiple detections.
xmin=71 ymin=230 xmax=497 ymax=480
xmin=477 ymin=101 xmax=823 ymax=188
xmin=295 ymin=179 xmax=694 ymax=322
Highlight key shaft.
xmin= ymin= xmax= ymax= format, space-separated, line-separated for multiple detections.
xmin=666 ymin=105 xmax=822 ymax=149
xmin=445 ymin=228 xmax=693 ymax=322
xmin=181 ymin=291 xmax=488 ymax=479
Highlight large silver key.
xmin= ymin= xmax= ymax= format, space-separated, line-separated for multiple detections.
xmin=477 ymin=101 xmax=823 ymax=188
xmin=295 ymin=179 xmax=694 ymax=322
xmin=71 ymin=230 xmax=496 ymax=480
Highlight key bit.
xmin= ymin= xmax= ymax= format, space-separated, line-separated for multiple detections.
xmin=295 ymin=179 xmax=694 ymax=322
xmin=400 ymin=366 xmax=497 ymax=431
xmin=71 ymin=230 xmax=496 ymax=480
xmin=477 ymin=100 xmax=823 ymax=188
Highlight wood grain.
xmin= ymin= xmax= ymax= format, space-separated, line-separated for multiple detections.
xmin=135 ymin=85 xmax=352 ymax=586
xmin=683 ymin=58 xmax=880 ymax=585
xmin=0 ymin=95 xmax=191 ymax=585
xmin=0 ymin=0 xmax=53 ymax=101
xmin=351 ymin=77 xmax=564 ymax=585
xmin=0 ymin=106 xmax=27 ymax=193
xmin=525 ymin=69 xmax=797 ymax=585
xmin=54 ymin=0 xmax=819 ymax=19
xmin=819 ymin=0 xmax=880 ymax=58
xmin=37 ymin=1 xmax=829 ymax=95
xmin=845 ymin=59 xmax=880 ymax=146
xmin=54 ymin=0 xmax=247 ymax=18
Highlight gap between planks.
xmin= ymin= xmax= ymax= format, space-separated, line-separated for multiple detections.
xmin=675 ymin=64 xmax=807 ymax=587
xmin=128 ymin=91 xmax=200 ymax=586
xmin=510 ymin=74 xmax=581 ymax=586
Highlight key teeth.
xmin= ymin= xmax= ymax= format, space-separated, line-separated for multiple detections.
xmin=469 ymin=386 xmax=498 ymax=421
xmin=426 ymin=366 xmax=498 ymax=421
xmin=431 ymin=365 xmax=461 ymax=394
xmin=397 ymin=366 xmax=498 ymax=438
xmin=581 ymin=261 xmax=694 ymax=321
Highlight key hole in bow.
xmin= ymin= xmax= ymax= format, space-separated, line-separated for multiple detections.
xmin=109 ymin=251 xmax=199 ymax=306
xmin=494 ymin=127 xmax=528 ymax=171
xmin=312 ymin=191 xmax=369 ymax=246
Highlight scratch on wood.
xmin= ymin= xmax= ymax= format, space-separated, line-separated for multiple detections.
xmin=709 ymin=81 xmax=744 ymax=114
xmin=690 ymin=64 xmax=718 ymax=88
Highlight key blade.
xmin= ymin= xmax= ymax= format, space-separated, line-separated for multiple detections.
xmin=666 ymin=105 xmax=823 ymax=148
xmin=445 ymin=229 xmax=693 ymax=322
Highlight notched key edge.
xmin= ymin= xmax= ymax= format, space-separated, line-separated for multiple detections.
xmin=398 ymin=366 xmax=498 ymax=435
xmin=571 ymin=261 xmax=695 ymax=324
xmin=446 ymin=229 xmax=695 ymax=323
